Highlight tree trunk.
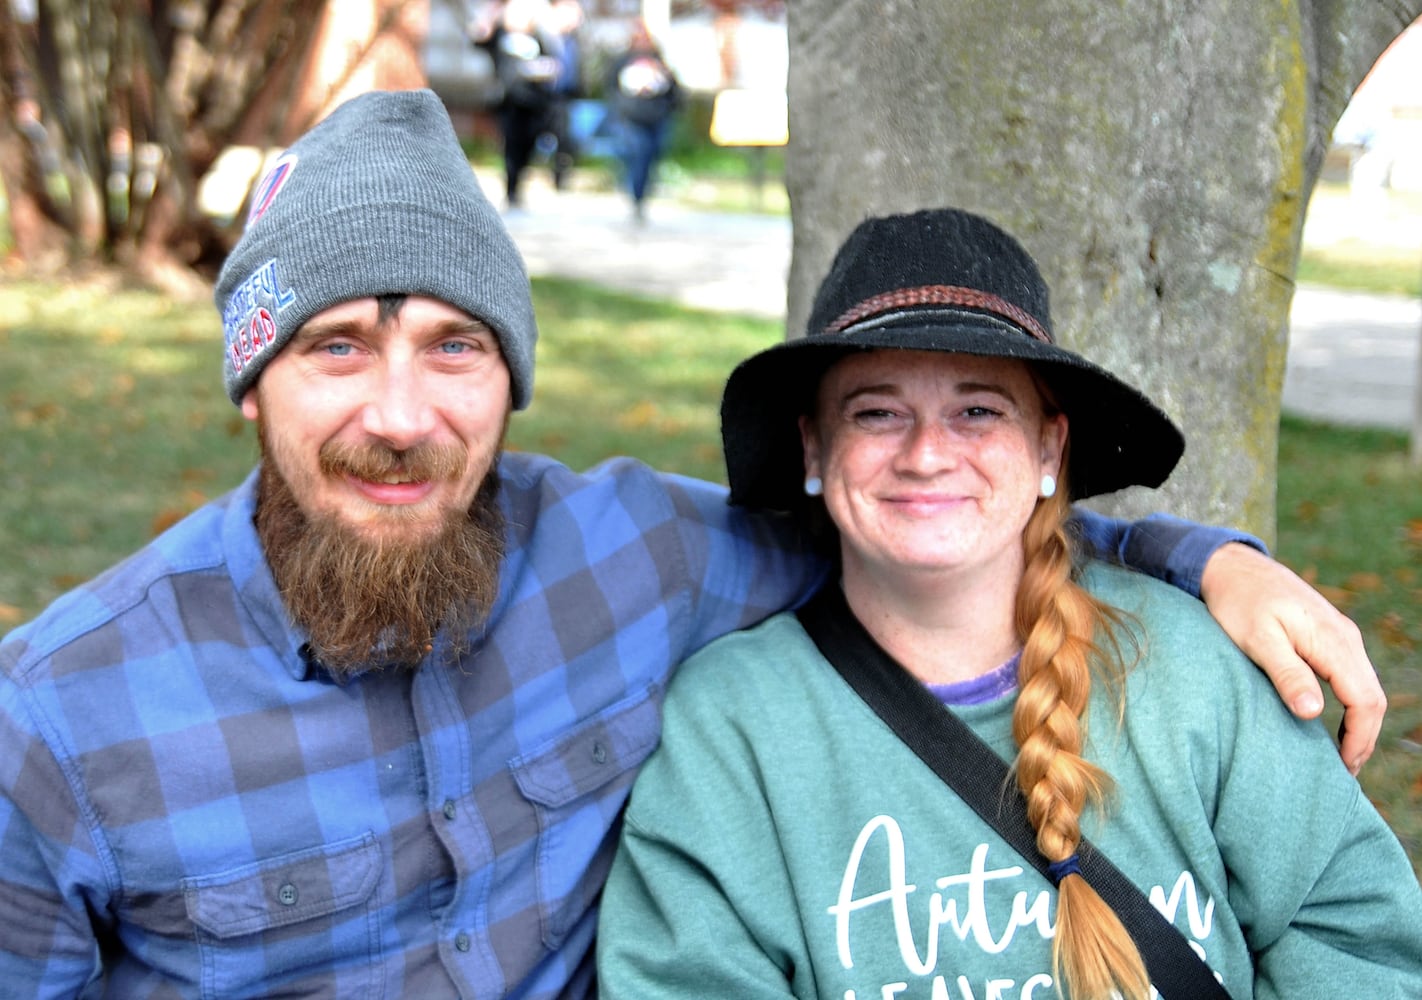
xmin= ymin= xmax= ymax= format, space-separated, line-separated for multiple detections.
xmin=785 ymin=0 xmax=1420 ymax=539
xmin=0 ymin=0 xmax=412 ymax=283
xmin=0 ymin=126 xmax=69 ymax=272
xmin=1412 ymin=319 xmax=1422 ymax=468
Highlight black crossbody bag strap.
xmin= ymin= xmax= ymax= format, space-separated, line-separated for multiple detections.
xmin=796 ymin=585 xmax=1232 ymax=1000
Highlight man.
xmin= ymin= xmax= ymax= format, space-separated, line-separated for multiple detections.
xmin=0 ymin=90 xmax=1384 ymax=999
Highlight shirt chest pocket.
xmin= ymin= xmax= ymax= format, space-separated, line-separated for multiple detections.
xmin=182 ymin=832 xmax=382 ymax=1000
xmin=510 ymin=685 xmax=662 ymax=951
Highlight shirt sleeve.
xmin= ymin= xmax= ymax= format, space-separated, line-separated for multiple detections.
xmin=1222 ymin=700 xmax=1422 ymax=997
xmin=662 ymin=473 xmax=831 ymax=654
xmin=597 ymin=637 xmax=804 ymax=999
xmin=0 ymin=671 xmax=106 ymax=999
xmin=1148 ymin=592 xmax=1422 ymax=998
xmin=598 ymin=813 xmax=802 ymax=999
xmin=1070 ymin=509 xmax=1267 ymax=598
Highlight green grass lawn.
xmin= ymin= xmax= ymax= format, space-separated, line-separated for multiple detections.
xmin=1 ymin=274 xmax=1418 ymax=879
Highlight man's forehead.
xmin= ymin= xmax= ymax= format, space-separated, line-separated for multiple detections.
xmin=301 ymin=295 xmax=496 ymax=334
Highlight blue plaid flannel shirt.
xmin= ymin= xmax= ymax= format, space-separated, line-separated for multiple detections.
xmin=0 ymin=451 xmax=1253 ymax=999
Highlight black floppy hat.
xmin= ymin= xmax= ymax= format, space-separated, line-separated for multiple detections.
xmin=721 ymin=208 xmax=1185 ymax=511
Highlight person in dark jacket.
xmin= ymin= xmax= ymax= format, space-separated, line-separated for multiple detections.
xmin=475 ymin=0 xmax=561 ymax=208
xmin=605 ymin=20 xmax=681 ymax=222
xmin=544 ymin=0 xmax=585 ymax=190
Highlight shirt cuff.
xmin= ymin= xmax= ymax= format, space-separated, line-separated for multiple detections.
xmin=1119 ymin=512 xmax=1268 ymax=599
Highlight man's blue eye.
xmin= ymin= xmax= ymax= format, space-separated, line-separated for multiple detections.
xmin=441 ymin=341 xmax=469 ymax=354
xmin=325 ymin=343 xmax=353 ymax=356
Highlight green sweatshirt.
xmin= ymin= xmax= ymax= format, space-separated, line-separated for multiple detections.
xmin=598 ymin=562 xmax=1422 ymax=1000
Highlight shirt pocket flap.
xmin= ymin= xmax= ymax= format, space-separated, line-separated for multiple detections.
xmin=511 ymin=685 xmax=662 ymax=809
xmin=182 ymin=831 xmax=381 ymax=939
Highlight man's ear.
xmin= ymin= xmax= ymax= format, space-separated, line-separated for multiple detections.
xmin=240 ymin=388 xmax=260 ymax=422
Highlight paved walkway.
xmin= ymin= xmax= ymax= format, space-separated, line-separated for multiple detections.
xmin=484 ymin=173 xmax=1420 ymax=432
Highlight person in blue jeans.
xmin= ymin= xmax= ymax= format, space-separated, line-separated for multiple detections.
xmin=605 ymin=19 xmax=681 ymax=222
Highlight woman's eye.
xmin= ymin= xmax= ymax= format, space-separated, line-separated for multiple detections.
xmin=851 ymin=407 xmax=902 ymax=426
xmin=962 ymin=405 xmax=1002 ymax=419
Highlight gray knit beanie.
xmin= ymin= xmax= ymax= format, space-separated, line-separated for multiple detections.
xmin=214 ymin=88 xmax=537 ymax=409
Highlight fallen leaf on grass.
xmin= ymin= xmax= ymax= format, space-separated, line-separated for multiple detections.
xmin=1346 ymin=572 xmax=1385 ymax=593
xmin=0 ymin=604 xmax=23 ymax=624
xmin=1406 ymin=519 xmax=1422 ymax=549
xmin=1392 ymin=691 xmax=1420 ymax=710
xmin=1313 ymin=584 xmax=1354 ymax=609
xmin=617 ymin=401 xmax=659 ymax=430
xmin=151 ymin=509 xmax=187 ymax=535
xmin=1375 ymin=612 xmax=1416 ymax=651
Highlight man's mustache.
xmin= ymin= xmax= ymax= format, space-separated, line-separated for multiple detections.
xmin=318 ymin=440 xmax=468 ymax=483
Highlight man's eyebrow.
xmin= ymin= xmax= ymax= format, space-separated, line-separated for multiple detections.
xmin=438 ymin=317 xmax=498 ymax=337
xmin=292 ymin=315 xmax=497 ymax=343
xmin=292 ymin=318 xmax=362 ymax=344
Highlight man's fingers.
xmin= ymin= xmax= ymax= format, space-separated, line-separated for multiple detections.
xmin=1199 ymin=541 xmax=1386 ymax=772
xmin=1296 ymin=607 xmax=1384 ymax=773
xmin=1250 ymin=636 xmax=1325 ymax=719
xmin=1333 ymin=679 xmax=1387 ymax=775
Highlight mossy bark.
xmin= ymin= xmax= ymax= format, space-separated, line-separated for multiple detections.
xmin=785 ymin=0 xmax=1419 ymax=538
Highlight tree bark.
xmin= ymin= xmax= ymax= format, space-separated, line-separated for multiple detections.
xmin=0 ymin=3 xmax=68 ymax=270
xmin=0 ymin=0 xmax=396 ymax=281
xmin=785 ymin=0 xmax=1421 ymax=538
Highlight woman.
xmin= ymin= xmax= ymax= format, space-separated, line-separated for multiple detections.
xmin=596 ymin=208 xmax=1422 ymax=999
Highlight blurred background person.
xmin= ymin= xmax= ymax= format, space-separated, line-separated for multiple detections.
xmin=472 ymin=0 xmax=560 ymax=209
xmin=543 ymin=0 xmax=585 ymax=190
xmin=604 ymin=19 xmax=681 ymax=223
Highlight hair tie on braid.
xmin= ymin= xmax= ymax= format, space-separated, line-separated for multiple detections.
xmin=1047 ymin=854 xmax=1081 ymax=885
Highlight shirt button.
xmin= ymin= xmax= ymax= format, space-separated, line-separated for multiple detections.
xmin=455 ymin=932 xmax=471 ymax=952
xmin=442 ymin=799 xmax=457 ymax=820
xmin=277 ymin=883 xmax=298 ymax=906
xmin=591 ymin=741 xmax=607 ymax=764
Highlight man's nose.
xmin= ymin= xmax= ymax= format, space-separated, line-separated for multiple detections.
xmin=360 ymin=362 xmax=437 ymax=448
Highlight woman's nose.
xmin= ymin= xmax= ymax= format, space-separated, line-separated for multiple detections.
xmin=897 ymin=419 xmax=959 ymax=474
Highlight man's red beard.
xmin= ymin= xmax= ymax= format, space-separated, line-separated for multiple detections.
xmin=254 ymin=433 xmax=505 ymax=678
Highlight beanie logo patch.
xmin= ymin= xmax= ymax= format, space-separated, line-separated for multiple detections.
xmin=224 ymin=259 xmax=297 ymax=378
xmin=247 ymin=152 xmax=298 ymax=226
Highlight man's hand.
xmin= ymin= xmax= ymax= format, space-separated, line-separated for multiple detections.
xmin=1200 ymin=542 xmax=1385 ymax=775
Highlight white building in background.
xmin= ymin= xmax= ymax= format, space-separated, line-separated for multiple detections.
xmin=1332 ymin=18 xmax=1422 ymax=193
